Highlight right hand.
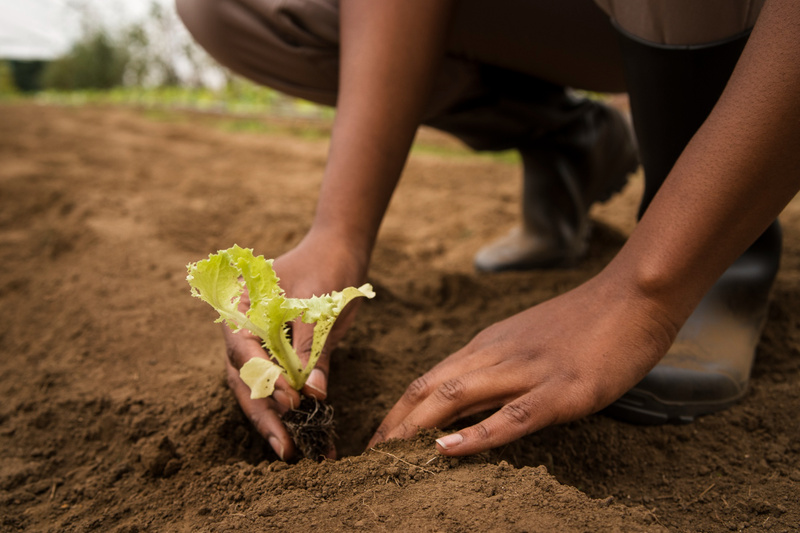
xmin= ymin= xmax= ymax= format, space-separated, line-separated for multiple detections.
xmin=222 ymin=230 xmax=369 ymax=460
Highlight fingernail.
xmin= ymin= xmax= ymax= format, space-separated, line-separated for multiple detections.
xmin=435 ymin=433 xmax=463 ymax=450
xmin=306 ymin=369 xmax=327 ymax=397
xmin=268 ymin=436 xmax=285 ymax=461
xmin=273 ymin=390 xmax=296 ymax=410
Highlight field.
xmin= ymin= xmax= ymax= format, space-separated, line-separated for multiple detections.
xmin=1 ymin=102 xmax=799 ymax=532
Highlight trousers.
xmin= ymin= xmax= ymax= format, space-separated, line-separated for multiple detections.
xmin=176 ymin=0 xmax=763 ymax=151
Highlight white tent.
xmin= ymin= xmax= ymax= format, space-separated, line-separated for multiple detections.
xmin=0 ymin=0 xmax=71 ymax=60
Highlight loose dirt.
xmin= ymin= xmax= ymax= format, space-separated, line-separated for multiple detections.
xmin=1 ymin=103 xmax=798 ymax=532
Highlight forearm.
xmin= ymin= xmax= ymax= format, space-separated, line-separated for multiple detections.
xmin=309 ymin=0 xmax=456 ymax=259
xmin=608 ymin=0 xmax=800 ymax=325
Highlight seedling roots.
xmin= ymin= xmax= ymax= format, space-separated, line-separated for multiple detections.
xmin=282 ymin=395 xmax=335 ymax=460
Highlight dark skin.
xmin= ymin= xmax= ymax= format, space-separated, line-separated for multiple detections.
xmin=223 ymin=0 xmax=800 ymax=460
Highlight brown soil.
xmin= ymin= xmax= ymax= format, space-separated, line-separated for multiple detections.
xmin=1 ymin=102 xmax=799 ymax=532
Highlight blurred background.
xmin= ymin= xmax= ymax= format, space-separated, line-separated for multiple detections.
xmin=0 ymin=0 xmax=334 ymax=119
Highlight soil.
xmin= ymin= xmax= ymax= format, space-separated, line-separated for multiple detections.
xmin=1 ymin=102 xmax=799 ymax=532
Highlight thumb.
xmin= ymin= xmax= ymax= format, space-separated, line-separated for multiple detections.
xmin=304 ymin=367 xmax=328 ymax=400
xmin=292 ymin=320 xmax=331 ymax=400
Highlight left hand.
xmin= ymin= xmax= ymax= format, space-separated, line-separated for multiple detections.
xmin=368 ymin=273 xmax=679 ymax=456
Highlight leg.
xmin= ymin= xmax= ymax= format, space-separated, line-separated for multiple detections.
xmin=176 ymin=0 xmax=626 ymax=115
xmin=597 ymin=2 xmax=781 ymax=423
xmin=437 ymin=0 xmax=640 ymax=272
xmin=177 ymin=0 xmax=638 ymax=271
xmin=175 ymin=0 xmax=341 ymax=105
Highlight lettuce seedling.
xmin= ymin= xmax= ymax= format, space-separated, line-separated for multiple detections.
xmin=186 ymin=245 xmax=375 ymax=399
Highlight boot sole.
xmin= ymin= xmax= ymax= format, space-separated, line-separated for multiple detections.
xmin=603 ymin=387 xmax=745 ymax=424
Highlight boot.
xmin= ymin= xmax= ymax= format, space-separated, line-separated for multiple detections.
xmin=604 ymin=29 xmax=782 ymax=424
xmin=473 ymin=99 xmax=639 ymax=272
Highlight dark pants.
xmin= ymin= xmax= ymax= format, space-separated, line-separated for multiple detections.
xmin=176 ymin=0 xmax=626 ymax=151
xmin=176 ymin=0 xmax=762 ymax=151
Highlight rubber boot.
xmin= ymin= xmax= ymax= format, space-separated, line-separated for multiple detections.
xmin=473 ymin=99 xmax=639 ymax=272
xmin=604 ymin=29 xmax=782 ymax=424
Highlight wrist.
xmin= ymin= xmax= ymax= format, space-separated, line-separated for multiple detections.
xmin=596 ymin=254 xmax=687 ymax=344
xmin=302 ymin=223 xmax=372 ymax=279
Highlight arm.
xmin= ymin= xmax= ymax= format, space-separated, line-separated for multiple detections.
xmin=618 ymin=0 xmax=800 ymax=324
xmin=224 ymin=0 xmax=457 ymax=459
xmin=310 ymin=0 xmax=456 ymax=255
xmin=370 ymin=0 xmax=800 ymax=455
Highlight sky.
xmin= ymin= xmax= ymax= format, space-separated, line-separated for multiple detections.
xmin=1 ymin=0 xmax=227 ymax=88
xmin=0 ymin=0 xmax=173 ymax=59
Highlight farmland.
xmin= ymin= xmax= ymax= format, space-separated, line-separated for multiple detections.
xmin=1 ymin=102 xmax=798 ymax=531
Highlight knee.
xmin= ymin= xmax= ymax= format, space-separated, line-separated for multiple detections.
xmin=176 ymin=0 xmax=340 ymax=103
xmin=175 ymin=0 xmax=235 ymax=62
xmin=176 ymin=0 xmax=281 ymax=77
xmin=177 ymin=0 xmax=338 ymax=56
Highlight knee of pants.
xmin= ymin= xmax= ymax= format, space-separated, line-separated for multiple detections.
xmin=176 ymin=0 xmax=340 ymax=104
xmin=176 ymin=0 xmax=241 ymax=71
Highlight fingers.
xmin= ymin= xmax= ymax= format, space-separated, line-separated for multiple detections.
xmin=367 ymin=349 xmax=532 ymax=448
xmin=370 ymin=365 xmax=511 ymax=445
xmin=373 ymin=346 xmax=479 ymax=425
xmin=366 ymin=347 xmax=584 ymax=455
xmin=303 ymin=368 xmax=328 ymax=400
xmin=371 ymin=387 xmax=558 ymax=457
xmin=434 ymin=391 xmax=557 ymax=456
xmin=226 ymin=360 xmax=297 ymax=461
xmin=222 ymin=325 xmax=301 ymax=411
xmin=376 ymin=372 xmax=590 ymax=457
xmin=291 ymin=320 xmax=330 ymax=400
xmin=294 ymin=298 xmax=362 ymax=400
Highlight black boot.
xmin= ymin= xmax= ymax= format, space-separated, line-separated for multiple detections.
xmin=605 ymin=29 xmax=782 ymax=424
xmin=472 ymin=99 xmax=639 ymax=272
xmin=422 ymin=67 xmax=638 ymax=273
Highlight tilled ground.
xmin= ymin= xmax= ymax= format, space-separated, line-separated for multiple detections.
xmin=0 ymin=103 xmax=798 ymax=532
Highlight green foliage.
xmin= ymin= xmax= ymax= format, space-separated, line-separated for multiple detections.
xmin=0 ymin=61 xmax=19 ymax=96
xmin=34 ymin=83 xmax=336 ymax=122
xmin=187 ymin=246 xmax=375 ymax=396
xmin=7 ymin=61 xmax=47 ymax=93
xmin=42 ymin=30 xmax=129 ymax=90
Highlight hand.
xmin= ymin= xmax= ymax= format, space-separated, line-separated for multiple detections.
xmin=223 ymin=230 xmax=369 ymax=460
xmin=368 ymin=273 xmax=679 ymax=456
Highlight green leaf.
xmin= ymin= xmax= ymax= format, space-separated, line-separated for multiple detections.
xmin=186 ymin=250 xmax=247 ymax=331
xmin=302 ymin=283 xmax=375 ymax=382
xmin=187 ymin=246 xmax=376 ymax=396
xmin=240 ymin=358 xmax=283 ymax=399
